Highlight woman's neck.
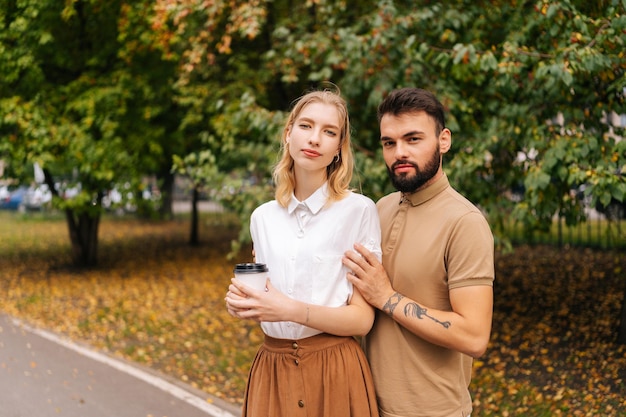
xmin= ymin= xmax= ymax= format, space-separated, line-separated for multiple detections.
xmin=294 ymin=167 xmax=326 ymax=202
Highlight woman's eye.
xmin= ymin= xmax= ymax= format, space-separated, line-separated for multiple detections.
xmin=325 ymin=130 xmax=338 ymax=137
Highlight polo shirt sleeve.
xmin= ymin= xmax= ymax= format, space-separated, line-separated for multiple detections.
xmin=446 ymin=211 xmax=495 ymax=289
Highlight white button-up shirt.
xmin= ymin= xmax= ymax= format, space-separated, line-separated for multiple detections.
xmin=250 ymin=183 xmax=382 ymax=339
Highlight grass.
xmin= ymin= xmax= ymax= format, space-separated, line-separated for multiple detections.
xmin=0 ymin=210 xmax=625 ymax=415
xmin=505 ymin=216 xmax=626 ymax=250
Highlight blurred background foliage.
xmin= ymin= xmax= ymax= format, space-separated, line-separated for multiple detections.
xmin=0 ymin=0 xmax=625 ymax=265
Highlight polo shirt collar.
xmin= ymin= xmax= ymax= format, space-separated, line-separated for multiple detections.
xmin=287 ymin=183 xmax=328 ymax=215
xmin=403 ymin=173 xmax=450 ymax=207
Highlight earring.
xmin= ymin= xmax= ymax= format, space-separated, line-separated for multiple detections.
xmin=333 ymin=153 xmax=340 ymax=163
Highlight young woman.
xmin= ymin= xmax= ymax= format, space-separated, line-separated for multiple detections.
xmin=225 ymin=87 xmax=381 ymax=417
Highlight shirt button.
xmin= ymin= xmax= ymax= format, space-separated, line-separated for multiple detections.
xmin=297 ymin=231 xmax=304 ymax=238
xmin=298 ymin=400 xmax=304 ymax=408
xmin=292 ymin=342 xmax=298 ymax=349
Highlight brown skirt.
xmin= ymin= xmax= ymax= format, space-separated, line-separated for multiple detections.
xmin=242 ymin=333 xmax=379 ymax=417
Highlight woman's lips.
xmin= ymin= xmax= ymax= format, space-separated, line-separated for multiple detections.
xmin=302 ymin=149 xmax=321 ymax=157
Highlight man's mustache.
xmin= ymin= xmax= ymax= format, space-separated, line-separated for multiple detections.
xmin=390 ymin=160 xmax=419 ymax=171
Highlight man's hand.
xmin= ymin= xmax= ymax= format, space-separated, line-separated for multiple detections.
xmin=342 ymin=243 xmax=395 ymax=310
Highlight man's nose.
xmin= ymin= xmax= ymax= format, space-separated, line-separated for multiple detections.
xmin=394 ymin=141 xmax=409 ymax=159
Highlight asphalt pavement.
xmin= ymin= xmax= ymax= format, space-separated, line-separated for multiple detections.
xmin=0 ymin=314 xmax=241 ymax=417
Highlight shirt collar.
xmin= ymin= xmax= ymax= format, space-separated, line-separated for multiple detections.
xmin=288 ymin=183 xmax=329 ymax=215
xmin=403 ymin=173 xmax=450 ymax=207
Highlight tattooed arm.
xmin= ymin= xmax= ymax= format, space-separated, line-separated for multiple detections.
xmin=343 ymin=243 xmax=493 ymax=358
xmin=380 ymin=287 xmax=492 ymax=358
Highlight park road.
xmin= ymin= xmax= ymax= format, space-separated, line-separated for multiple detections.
xmin=0 ymin=314 xmax=240 ymax=417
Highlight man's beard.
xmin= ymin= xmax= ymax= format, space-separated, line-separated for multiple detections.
xmin=387 ymin=146 xmax=441 ymax=194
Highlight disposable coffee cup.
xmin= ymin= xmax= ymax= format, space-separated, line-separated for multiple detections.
xmin=234 ymin=263 xmax=269 ymax=291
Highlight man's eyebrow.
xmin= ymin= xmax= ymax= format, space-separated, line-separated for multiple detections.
xmin=380 ymin=130 xmax=424 ymax=142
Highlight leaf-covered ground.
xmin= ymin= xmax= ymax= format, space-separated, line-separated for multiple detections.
xmin=1 ymin=213 xmax=624 ymax=415
xmin=473 ymin=244 xmax=626 ymax=416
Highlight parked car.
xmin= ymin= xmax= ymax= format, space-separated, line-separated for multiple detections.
xmin=0 ymin=186 xmax=28 ymax=210
xmin=0 ymin=184 xmax=53 ymax=211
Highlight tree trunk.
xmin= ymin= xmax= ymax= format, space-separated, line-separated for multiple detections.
xmin=66 ymin=208 xmax=100 ymax=267
xmin=189 ymin=186 xmax=200 ymax=246
xmin=42 ymin=168 xmax=100 ymax=268
xmin=157 ymin=168 xmax=175 ymax=220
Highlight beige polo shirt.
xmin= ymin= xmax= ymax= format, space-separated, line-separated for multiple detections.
xmin=364 ymin=174 xmax=494 ymax=417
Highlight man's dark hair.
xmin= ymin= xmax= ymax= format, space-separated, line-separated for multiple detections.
xmin=377 ymin=87 xmax=446 ymax=135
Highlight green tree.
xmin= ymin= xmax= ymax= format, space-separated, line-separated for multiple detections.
xmin=262 ymin=0 xmax=626 ymax=243
xmin=152 ymin=0 xmax=282 ymax=248
xmin=0 ymin=0 xmax=181 ymax=266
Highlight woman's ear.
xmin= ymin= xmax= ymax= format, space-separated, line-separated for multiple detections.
xmin=285 ymin=126 xmax=291 ymax=144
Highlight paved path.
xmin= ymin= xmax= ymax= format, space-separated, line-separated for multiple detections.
xmin=0 ymin=314 xmax=241 ymax=417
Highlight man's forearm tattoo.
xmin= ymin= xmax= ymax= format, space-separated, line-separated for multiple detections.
xmin=404 ymin=302 xmax=451 ymax=329
xmin=382 ymin=292 xmax=404 ymax=316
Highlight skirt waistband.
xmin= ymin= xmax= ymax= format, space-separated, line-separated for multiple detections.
xmin=262 ymin=333 xmax=355 ymax=353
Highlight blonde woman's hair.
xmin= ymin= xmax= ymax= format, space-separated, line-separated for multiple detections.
xmin=273 ymin=86 xmax=354 ymax=207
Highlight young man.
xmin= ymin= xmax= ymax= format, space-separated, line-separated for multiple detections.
xmin=343 ymin=87 xmax=494 ymax=417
